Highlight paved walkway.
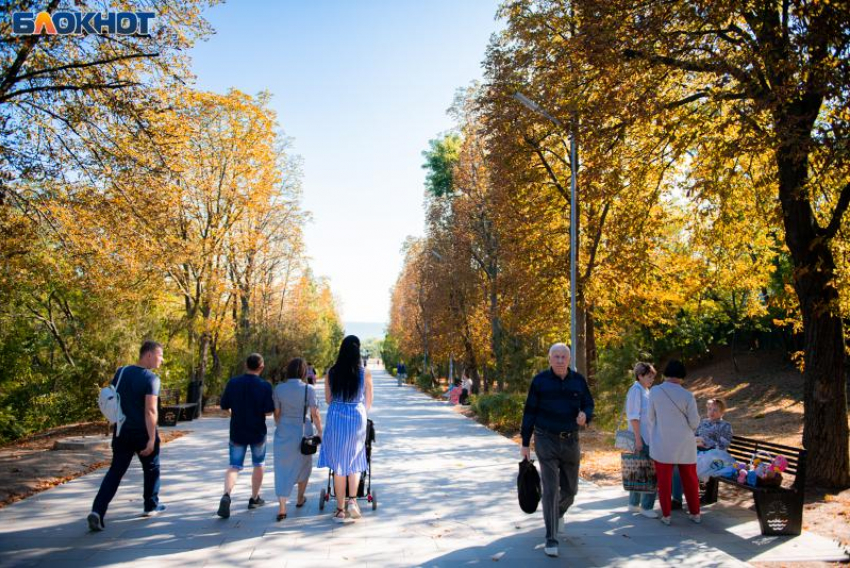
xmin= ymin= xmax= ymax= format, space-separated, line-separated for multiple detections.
xmin=0 ymin=368 xmax=847 ymax=567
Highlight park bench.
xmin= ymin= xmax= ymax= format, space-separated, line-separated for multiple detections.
xmin=702 ymin=435 xmax=806 ymax=536
xmin=157 ymin=387 xmax=198 ymax=427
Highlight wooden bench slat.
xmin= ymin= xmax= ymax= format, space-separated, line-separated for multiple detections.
xmin=729 ymin=437 xmax=804 ymax=454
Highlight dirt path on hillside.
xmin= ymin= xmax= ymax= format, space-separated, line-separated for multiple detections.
xmin=0 ymin=422 xmax=185 ymax=508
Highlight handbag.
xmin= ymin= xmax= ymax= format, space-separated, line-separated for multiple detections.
xmin=299 ymin=385 xmax=321 ymax=455
xmin=621 ymin=451 xmax=657 ymax=493
xmin=614 ymin=409 xmax=636 ymax=452
xmin=517 ymin=458 xmax=541 ymax=514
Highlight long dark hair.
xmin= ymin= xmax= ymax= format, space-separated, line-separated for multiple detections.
xmin=329 ymin=335 xmax=362 ymax=401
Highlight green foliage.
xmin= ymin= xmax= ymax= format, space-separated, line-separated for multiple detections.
xmin=470 ymin=392 xmax=526 ymax=433
xmin=422 ymin=134 xmax=462 ymax=197
xmin=592 ymin=333 xmax=650 ymax=432
xmin=415 ymin=373 xmax=437 ymax=393
xmin=380 ymin=333 xmax=401 ymax=375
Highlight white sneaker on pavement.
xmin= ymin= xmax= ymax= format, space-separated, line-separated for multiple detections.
xmin=627 ymin=504 xmax=640 ymax=513
xmin=688 ymin=513 xmax=701 ymax=524
xmin=660 ymin=515 xmax=672 ymax=525
xmin=639 ymin=508 xmax=659 ymax=519
xmin=347 ymin=499 xmax=362 ymax=520
xmin=544 ymin=544 xmax=559 ymax=557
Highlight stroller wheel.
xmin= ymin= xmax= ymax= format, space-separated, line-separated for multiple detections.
xmin=371 ymin=490 xmax=377 ymax=511
xmin=319 ymin=489 xmax=326 ymax=511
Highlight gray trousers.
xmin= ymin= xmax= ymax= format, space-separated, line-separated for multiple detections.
xmin=534 ymin=428 xmax=581 ymax=544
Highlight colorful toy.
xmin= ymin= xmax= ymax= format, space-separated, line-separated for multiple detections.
xmin=735 ymin=452 xmax=788 ymax=487
xmin=771 ymin=455 xmax=788 ymax=473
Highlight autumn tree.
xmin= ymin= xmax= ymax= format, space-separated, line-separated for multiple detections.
xmin=572 ymin=0 xmax=850 ymax=488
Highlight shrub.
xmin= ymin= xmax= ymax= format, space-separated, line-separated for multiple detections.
xmin=471 ymin=392 xmax=525 ymax=433
xmin=415 ymin=373 xmax=436 ymax=393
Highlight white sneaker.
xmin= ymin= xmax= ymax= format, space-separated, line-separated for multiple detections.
xmin=688 ymin=513 xmax=701 ymax=524
xmin=142 ymin=504 xmax=166 ymax=517
xmin=639 ymin=509 xmax=659 ymax=519
xmin=544 ymin=544 xmax=559 ymax=557
xmin=627 ymin=504 xmax=641 ymax=513
xmin=660 ymin=515 xmax=672 ymax=525
xmin=347 ymin=499 xmax=362 ymax=520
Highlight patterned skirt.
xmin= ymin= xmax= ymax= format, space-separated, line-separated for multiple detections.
xmin=317 ymin=400 xmax=367 ymax=476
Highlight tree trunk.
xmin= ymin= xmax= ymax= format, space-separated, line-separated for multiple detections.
xmin=490 ymin=295 xmax=504 ymax=392
xmin=776 ymin=114 xmax=850 ymax=488
xmin=575 ymin=298 xmax=587 ymax=377
xmin=585 ymin=303 xmax=597 ymax=387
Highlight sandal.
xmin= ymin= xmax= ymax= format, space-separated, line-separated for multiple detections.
xmin=296 ymin=497 xmax=307 ymax=508
xmin=332 ymin=508 xmax=351 ymax=524
xmin=276 ymin=512 xmax=287 ymax=522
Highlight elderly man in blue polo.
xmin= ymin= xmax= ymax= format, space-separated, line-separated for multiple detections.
xmin=520 ymin=343 xmax=594 ymax=558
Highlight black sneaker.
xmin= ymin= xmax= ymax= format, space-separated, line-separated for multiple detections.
xmin=670 ymin=499 xmax=683 ymax=510
xmin=248 ymin=496 xmax=266 ymax=509
xmin=217 ymin=494 xmax=231 ymax=518
xmin=87 ymin=512 xmax=104 ymax=532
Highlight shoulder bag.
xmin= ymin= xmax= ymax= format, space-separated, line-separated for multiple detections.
xmin=300 ymin=384 xmax=321 ymax=455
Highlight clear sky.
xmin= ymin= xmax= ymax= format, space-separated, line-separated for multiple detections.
xmin=189 ymin=0 xmax=501 ymax=324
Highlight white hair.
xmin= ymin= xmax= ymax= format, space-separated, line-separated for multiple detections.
xmin=548 ymin=343 xmax=570 ymax=357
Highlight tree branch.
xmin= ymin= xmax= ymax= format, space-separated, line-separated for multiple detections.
xmin=819 ymin=181 xmax=850 ymax=240
xmin=14 ymin=52 xmax=159 ymax=83
xmin=0 ymin=81 xmax=140 ymax=103
xmin=523 ymin=134 xmax=570 ymax=202
xmin=0 ymin=0 xmax=62 ymax=100
xmin=623 ymin=48 xmax=763 ymax=99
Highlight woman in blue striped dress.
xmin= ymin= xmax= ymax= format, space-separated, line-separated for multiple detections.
xmin=317 ymin=335 xmax=373 ymax=523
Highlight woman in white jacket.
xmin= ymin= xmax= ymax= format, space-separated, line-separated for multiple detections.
xmin=624 ymin=362 xmax=658 ymax=518
xmin=648 ymin=360 xmax=701 ymax=525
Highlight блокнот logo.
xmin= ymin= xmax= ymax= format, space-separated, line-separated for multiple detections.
xmin=12 ymin=11 xmax=155 ymax=36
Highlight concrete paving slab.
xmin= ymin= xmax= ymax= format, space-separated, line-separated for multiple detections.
xmin=0 ymin=367 xmax=847 ymax=567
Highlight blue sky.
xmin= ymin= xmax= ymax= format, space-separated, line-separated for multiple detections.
xmin=189 ymin=0 xmax=501 ymax=324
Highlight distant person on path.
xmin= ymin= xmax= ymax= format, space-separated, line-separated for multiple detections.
xmin=520 ymin=343 xmax=595 ymax=558
xmin=449 ymin=379 xmax=461 ymax=405
xmin=624 ymin=362 xmax=658 ymax=518
xmin=460 ymin=370 xmax=472 ymax=405
xmin=87 ymin=340 xmax=165 ymax=531
xmin=217 ymin=353 xmax=275 ymax=519
xmin=273 ymin=358 xmax=322 ymax=521
xmin=671 ymin=397 xmax=733 ymax=506
xmin=648 ymin=360 xmax=702 ymax=525
xmin=318 ymin=335 xmax=374 ymax=523
xmin=306 ymin=362 xmax=317 ymax=386
xmin=396 ymin=361 xmax=407 ymax=386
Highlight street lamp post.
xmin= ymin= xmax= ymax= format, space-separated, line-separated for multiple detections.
xmin=512 ymin=92 xmax=579 ymax=371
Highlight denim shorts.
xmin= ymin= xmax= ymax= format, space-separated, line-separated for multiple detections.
xmin=229 ymin=440 xmax=266 ymax=470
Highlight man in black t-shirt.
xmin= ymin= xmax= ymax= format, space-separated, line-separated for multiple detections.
xmin=217 ymin=353 xmax=275 ymax=518
xmin=88 ymin=340 xmax=165 ymax=531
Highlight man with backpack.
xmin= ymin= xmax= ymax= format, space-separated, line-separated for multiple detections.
xmin=217 ymin=353 xmax=275 ymax=518
xmin=87 ymin=340 xmax=165 ymax=531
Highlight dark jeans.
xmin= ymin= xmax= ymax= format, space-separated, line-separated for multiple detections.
xmin=534 ymin=428 xmax=581 ymax=545
xmin=91 ymin=429 xmax=161 ymax=519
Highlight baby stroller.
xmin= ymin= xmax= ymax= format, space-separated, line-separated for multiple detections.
xmin=320 ymin=419 xmax=377 ymax=511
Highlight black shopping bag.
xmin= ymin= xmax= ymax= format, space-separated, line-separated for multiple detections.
xmin=517 ymin=458 xmax=541 ymax=514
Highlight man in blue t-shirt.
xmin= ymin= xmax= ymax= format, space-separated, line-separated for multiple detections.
xmin=88 ymin=340 xmax=165 ymax=531
xmin=217 ymin=353 xmax=275 ymax=518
